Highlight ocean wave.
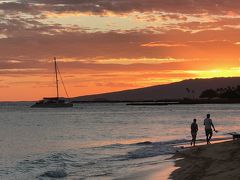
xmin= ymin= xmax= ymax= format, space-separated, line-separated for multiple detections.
xmin=96 ymin=138 xmax=188 ymax=149
xmin=118 ymin=145 xmax=176 ymax=160
xmin=103 ymin=139 xmax=188 ymax=161
xmin=10 ymin=139 xmax=189 ymax=179
xmin=126 ymin=145 xmax=176 ymax=160
xmin=134 ymin=139 xmax=188 ymax=146
xmin=135 ymin=141 xmax=153 ymax=145
xmin=39 ymin=169 xmax=67 ymax=178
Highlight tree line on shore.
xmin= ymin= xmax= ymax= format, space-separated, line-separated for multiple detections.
xmin=200 ymin=85 xmax=240 ymax=99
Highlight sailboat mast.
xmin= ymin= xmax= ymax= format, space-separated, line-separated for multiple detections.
xmin=54 ymin=57 xmax=59 ymax=99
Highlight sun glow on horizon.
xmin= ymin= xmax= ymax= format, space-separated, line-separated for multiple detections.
xmin=186 ymin=68 xmax=240 ymax=78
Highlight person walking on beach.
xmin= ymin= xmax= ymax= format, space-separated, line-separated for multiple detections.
xmin=191 ymin=119 xmax=198 ymax=146
xmin=204 ymin=114 xmax=216 ymax=144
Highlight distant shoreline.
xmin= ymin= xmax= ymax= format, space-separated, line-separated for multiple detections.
xmin=72 ymin=98 xmax=240 ymax=105
xmin=2 ymin=99 xmax=240 ymax=105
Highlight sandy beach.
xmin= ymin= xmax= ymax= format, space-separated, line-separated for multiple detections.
xmin=169 ymin=140 xmax=240 ymax=180
xmin=116 ymin=139 xmax=240 ymax=180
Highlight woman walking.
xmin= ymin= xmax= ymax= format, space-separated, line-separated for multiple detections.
xmin=191 ymin=119 xmax=198 ymax=146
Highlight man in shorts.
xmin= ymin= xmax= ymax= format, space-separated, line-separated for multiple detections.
xmin=204 ymin=114 xmax=216 ymax=144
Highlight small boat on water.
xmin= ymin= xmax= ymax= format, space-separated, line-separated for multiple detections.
xmin=31 ymin=57 xmax=73 ymax=108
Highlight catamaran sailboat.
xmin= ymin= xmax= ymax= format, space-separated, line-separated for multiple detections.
xmin=31 ymin=57 xmax=73 ymax=108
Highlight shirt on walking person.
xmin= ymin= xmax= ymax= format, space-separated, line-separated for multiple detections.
xmin=204 ymin=118 xmax=212 ymax=130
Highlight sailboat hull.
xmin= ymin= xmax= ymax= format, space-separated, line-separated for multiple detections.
xmin=31 ymin=102 xmax=73 ymax=108
xmin=31 ymin=103 xmax=73 ymax=108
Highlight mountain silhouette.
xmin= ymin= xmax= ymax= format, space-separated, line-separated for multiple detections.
xmin=73 ymin=77 xmax=240 ymax=101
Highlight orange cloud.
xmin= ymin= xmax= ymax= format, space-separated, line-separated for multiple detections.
xmin=141 ymin=42 xmax=187 ymax=47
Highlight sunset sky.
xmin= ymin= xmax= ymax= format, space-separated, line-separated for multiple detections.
xmin=1 ymin=0 xmax=240 ymax=101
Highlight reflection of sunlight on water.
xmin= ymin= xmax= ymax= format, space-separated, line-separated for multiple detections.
xmin=60 ymin=137 xmax=161 ymax=149
xmin=121 ymin=161 xmax=177 ymax=180
xmin=148 ymin=163 xmax=178 ymax=180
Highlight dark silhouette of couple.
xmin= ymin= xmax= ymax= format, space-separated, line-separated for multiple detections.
xmin=191 ymin=114 xmax=217 ymax=146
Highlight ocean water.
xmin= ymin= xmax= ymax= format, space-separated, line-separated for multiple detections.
xmin=0 ymin=103 xmax=239 ymax=179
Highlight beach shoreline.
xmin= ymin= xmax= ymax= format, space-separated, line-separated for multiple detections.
xmin=119 ymin=139 xmax=239 ymax=180
xmin=169 ymin=140 xmax=240 ymax=180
